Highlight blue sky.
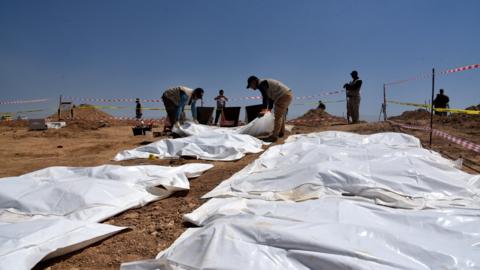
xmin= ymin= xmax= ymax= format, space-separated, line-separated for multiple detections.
xmin=0 ymin=0 xmax=479 ymax=120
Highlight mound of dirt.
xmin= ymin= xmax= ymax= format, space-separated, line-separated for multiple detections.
xmin=50 ymin=104 xmax=114 ymax=121
xmin=290 ymin=109 xmax=347 ymax=126
xmin=47 ymin=104 xmax=121 ymax=130
xmin=465 ymin=104 xmax=480 ymax=111
xmin=388 ymin=109 xmax=431 ymax=121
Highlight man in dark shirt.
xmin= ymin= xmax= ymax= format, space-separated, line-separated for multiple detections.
xmin=433 ymin=89 xmax=450 ymax=116
xmin=343 ymin=70 xmax=362 ymax=124
xmin=247 ymin=76 xmax=293 ymax=142
xmin=135 ymin=98 xmax=143 ymax=120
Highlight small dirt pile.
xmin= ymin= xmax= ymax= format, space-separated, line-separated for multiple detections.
xmin=465 ymin=104 xmax=480 ymax=111
xmin=49 ymin=104 xmax=113 ymax=121
xmin=448 ymin=104 xmax=480 ymax=129
xmin=388 ymin=109 xmax=430 ymax=121
xmin=290 ymin=109 xmax=347 ymax=126
xmin=48 ymin=104 xmax=116 ymax=130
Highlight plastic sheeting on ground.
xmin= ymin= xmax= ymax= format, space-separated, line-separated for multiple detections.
xmin=114 ymin=133 xmax=265 ymax=161
xmin=172 ymin=112 xmax=275 ymax=137
xmin=123 ymin=197 xmax=480 ymax=270
xmin=0 ymin=164 xmax=212 ymax=270
xmin=0 ymin=218 xmax=124 ymax=270
xmin=204 ymin=131 xmax=480 ymax=209
xmin=121 ymin=131 xmax=480 ymax=270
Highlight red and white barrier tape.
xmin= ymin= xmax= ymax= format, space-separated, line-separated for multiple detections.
xmin=439 ymin=63 xmax=480 ymax=75
xmin=389 ymin=121 xmax=480 ymax=153
xmin=386 ymin=63 xmax=480 ymax=86
xmin=231 ymin=90 xmax=345 ymax=101
xmin=0 ymin=98 xmax=49 ymax=105
xmin=386 ymin=73 xmax=431 ymax=86
xmin=64 ymin=97 xmax=162 ymax=103
xmin=65 ymin=90 xmax=346 ymax=104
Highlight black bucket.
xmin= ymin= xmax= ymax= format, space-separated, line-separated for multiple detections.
xmin=220 ymin=107 xmax=241 ymax=127
xmin=196 ymin=107 xmax=214 ymax=125
xmin=245 ymin=104 xmax=264 ymax=123
xmin=132 ymin=127 xmax=145 ymax=136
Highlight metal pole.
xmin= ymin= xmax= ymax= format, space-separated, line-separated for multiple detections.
xmin=383 ymin=84 xmax=387 ymax=121
xmin=346 ymin=90 xmax=350 ymax=124
xmin=429 ymin=68 xmax=435 ymax=147
xmin=58 ymin=95 xmax=62 ymax=120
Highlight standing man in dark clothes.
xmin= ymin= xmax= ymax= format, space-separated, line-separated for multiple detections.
xmin=246 ymin=76 xmax=293 ymax=142
xmin=433 ymin=89 xmax=450 ymax=116
xmin=135 ymin=98 xmax=143 ymax=120
xmin=343 ymin=70 xmax=362 ymax=124
xmin=214 ymin=89 xmax=229 ymax=125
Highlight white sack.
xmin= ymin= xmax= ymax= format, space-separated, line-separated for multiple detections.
xmin=114 ymin=133 xmax=265 ymax=161
xmin=173 ymin=112 xmax=275 ymax=137
xmin=0 ymin=164 xmax=213 ymax=222
xmin=121 ymin=132 xmax=480 ymax=270
xmin=204 ymin=131 xmax=480 ymax=209
xmin=0 ymin=164 xmax=212 ymax=269
xmin=0 ymin=217 xmax=124 ymax=270
xmin=123 ymin=197 xmax=480 ymax=270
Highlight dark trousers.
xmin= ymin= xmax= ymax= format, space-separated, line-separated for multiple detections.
xmin=214 ymin=108 xmax=223 ymax=125
xmin=162 ymin=95 xmax=178 ymax=130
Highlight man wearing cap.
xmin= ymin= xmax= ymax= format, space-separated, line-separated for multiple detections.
xmin=246 ymin=76 xmax=293 ymax=142
xmin=161 ymin=86 xmax=204 ymax=131
xmin=343 ymin=70 xmax=362 ymax=124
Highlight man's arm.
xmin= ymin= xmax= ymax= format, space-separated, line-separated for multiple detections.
xmin=258 ymin=80 xmax=270 ymax=110
xmin=353 ymin=80 xmax=362 ymax=90
xmin=191 ymin=100 xmax=197 ymax=120
xmin=268 ymin=99 xmax=274 ymax=110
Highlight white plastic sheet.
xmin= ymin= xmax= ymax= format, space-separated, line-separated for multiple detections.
xmin=0 ymin=218 xmax=124 ymax=270
xmin=122 ymin=131 xmax=480 ymax=270
xmin=204 ymin=131 xmax=480 ymax=209
xmin=0 ymin=164 xmax=212 ymax=270
xmin=0 ymin=164 xmax=213 ymax=222
xmin=114 ymin=133 xmax=265 ymax=161
xmin=173 ymin=112 xmax=275 ymax=137
xmin=123 ymin=197 xmax=480 ymax=270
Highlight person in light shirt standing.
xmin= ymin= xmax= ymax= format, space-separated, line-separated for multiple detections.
xmin=214 ymin=89 xmax=229 ymax=125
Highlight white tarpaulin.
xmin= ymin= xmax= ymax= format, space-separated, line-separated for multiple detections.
xmin=172 ymin=112 xmax=275 ymax=137
xmin=121 ymin=131 xmax=480 ymax=270
xmin=114 ymin=133 xmax=265 ymax=161
xmin=0 ymin=217 xmax=124 ymax=270
xmin=0 ymin=164 xmax=212 ymax=270
xmin=123 ymin=197 xmax=480 ymax=270
xmin=204 ymin=131 xmax=480 ymax=209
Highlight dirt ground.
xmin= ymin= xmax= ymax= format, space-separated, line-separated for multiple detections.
xmin=0 ymin=109 xmax=479 ymax=269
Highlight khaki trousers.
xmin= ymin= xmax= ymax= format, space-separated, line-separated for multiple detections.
xmin=273 ymin=91 xmax=293 ymax=137
xmin=347 ymin=96 xmax=360 ymax=124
